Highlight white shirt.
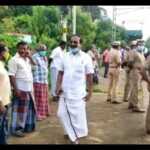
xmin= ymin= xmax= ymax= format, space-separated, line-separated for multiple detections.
xmin=8 ymin=53 xmax=33 ymax=92
xmin=50 ymin=46 xmax=64 ymax=69
xmin=57 ymin=50 xmax=94 ymax=100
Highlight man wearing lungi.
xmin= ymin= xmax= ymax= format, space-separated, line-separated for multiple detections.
xmin=0 ymin=44 xmax=11 ymax=144
xmin=56 ymin=35 xmax=94 ymax=144
xmin=32 ymin=44 xmax=51 ymax=121
xmin=8 ymin=41 xmax=36 ymax=137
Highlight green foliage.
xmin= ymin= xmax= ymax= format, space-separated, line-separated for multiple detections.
xmin=0 ymin=6 xmax=130 ymax=54
xmin=95 ymin=20 xmax=112 ymax=50
xmin=14 ymin=15 xmax=32 ymax=33
xmin=76 ymin=7 xmax=96 ymax=51
xmin=1 ymin=17 xmax=15 ymax=32
xmin=0 ymin=34 xmax=18 ymax=56
xmin=8 ymin=6 xmax=32 ymax=16
xmin=31 ymin=6 xmax=61 ymax=40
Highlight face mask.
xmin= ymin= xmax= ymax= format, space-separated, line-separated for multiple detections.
xmin=137 ymin=46 xmax=143 ymax=52
xmin=39 ymin=51 xmax=47 ymax=57
xmin=69 ymin=47 xmax=80 ymax=55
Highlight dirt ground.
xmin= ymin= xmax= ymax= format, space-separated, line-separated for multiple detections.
xmin=8 ymin=69 xmax=150 ymax=144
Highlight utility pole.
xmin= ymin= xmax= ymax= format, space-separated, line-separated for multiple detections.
xmin=62 ymin=19 xmax=67 ymax=42
xmin=112 ymin=6 xmax=117 ymax=41
xmin=72 ymin=6 xmax=76 ymax=34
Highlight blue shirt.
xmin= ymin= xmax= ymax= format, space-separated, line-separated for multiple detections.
xmin=32 ymin=53 xmax=48 ymax=84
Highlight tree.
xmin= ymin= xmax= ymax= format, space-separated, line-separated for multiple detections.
xmin=1 ymin=17 xmax=15 ymax=33
xmin=30 ymin=6 xmax=61 ymax=49
xmin=0 ymin=6 xmax=9 ymax=19
xmin=8 ymin=6 xmax=32 ymax=16
xmin=73 ymin=7 xmax=96 ymax=51
xmin=14 ymin=15 xmax=32 ymax=33
xmin=94 ymin=20 xmax=112 ymax=51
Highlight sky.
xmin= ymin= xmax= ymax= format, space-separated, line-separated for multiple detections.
xmin=100 ymin=6 xmax=150 ymax=40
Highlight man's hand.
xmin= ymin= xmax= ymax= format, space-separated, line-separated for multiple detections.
xmin=84 ymin=93 xmax=92 ymax=102
xmin=14 ymin=89 xmax=22 ymax=99
xmin=0 ymin=102 xmax=6 ymax=114
xmin=25 ymin=50 xmax=32 ymax=58
xmin=55 ymin=87 xmax=63 ymax=97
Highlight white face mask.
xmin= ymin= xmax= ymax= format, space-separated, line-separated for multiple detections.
xmin=69 ymin=47 xmax=80 ymax=54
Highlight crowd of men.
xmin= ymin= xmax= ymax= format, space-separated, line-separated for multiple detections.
xmin=1 ymin=34 xmax=150 ymax=145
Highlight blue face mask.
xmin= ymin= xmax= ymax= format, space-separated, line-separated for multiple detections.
xmin=69 ymin=47 xmax=80 ymax=54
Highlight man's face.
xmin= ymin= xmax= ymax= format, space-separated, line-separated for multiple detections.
xmin=61 ymin=45 xmax=66 ymax=50
xmin=70 ymin=36 xmax=80 ymax=48
xmin=18 ymin=44 xmax=28 ymax=58
xmin=0 ymin=51 xmax=6 ymax=61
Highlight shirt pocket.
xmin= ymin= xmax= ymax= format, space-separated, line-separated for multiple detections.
xmin=17 ymin=62 xmax=24 ymax=71
xmin=73 ymin=64 xmax=85 ymax=80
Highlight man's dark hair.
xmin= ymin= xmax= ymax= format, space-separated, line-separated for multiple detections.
xmin=112 ymin=45 xmax=119 ymax=49
xmin=59 ymin=41 xmax=66 ymax=46
xmin=71 ymin=34 xmax=82 ymax=43
xmin=0 ymin=43 xmax=6 ymax=54
xmin=16 ymin=41 xmax=28 ymax=49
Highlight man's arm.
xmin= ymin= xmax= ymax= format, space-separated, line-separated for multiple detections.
xmin=55 ymin=71 xmax=64 ymax=96
xmin=26 ymin=51 xmax=36 ymax=66
xmin=139 ymin=67 xmax=150 ymax=84
xmin=48 ymin=58 xmax=53 ymax=66
xmin=85 ymin=73 xmax=93 ymax=101
xmin=9 ymin=76 xmax=21 ymax=98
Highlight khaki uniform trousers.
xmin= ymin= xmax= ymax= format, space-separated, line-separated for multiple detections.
xmin=146 ymin=94 xmax=150 ymax=132
xmin=128 ymin=68 xmax=142 ymax=109
xmin=123 ymin=69 xmax=131 ymax=101
xmin=107 ymin=67 xmax=120 ymax=102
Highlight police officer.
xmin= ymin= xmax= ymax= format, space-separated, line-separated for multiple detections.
xmin=127 ymin=40 xmax=145 ymax=112
xmin=138 ymin=54 xmax=150 ymax=133
xmin=137 ymin=39 xmax=148 ymax=58
xmin=122 ymin=46 xmax=131 ymax=102
xmin=107 ymin=41 xmax=122 ymax=104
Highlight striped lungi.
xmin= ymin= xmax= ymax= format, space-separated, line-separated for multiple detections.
xmin=33 ymin=83 xmax=50 ymax=120
xmin=10 ymin=91 xmax=36 ymax=134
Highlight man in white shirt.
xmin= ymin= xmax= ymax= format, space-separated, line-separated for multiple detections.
xmin=49 ymin=41 xmax=66 ymax=101
xmin=56 ymin=35 xmax=94 ymax=144
xmin=8 ymin=41 xmax=36 ymax=137
xmin=0 ymin=44 xmax=11 ymax=144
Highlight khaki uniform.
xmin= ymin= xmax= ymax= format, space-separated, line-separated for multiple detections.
xmin=107 ymin=48 xmax=121 ymax=102
xmin=144 ymin=56 xmax=150 ymax=131
xmin=123 ymin=50 xmax=131 ymax=102
xmin=128 ymin=49 xmax=145 ymax=110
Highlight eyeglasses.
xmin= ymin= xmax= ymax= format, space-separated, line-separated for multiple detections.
xmin=70 ymin=40 xmax=78 ymax=44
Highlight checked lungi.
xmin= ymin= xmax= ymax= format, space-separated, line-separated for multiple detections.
xmin=33 ymin=83 xmax=50 ymax=120
xmin=0 ymin=106 xmax=9 ymax=144
xmin=10 ymin=91 xmax=36 ymax=134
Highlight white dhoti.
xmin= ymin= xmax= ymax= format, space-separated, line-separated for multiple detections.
xmin=50 ymin=67 xmax=58 ymax=97
xmin=57 ymin=96 xmax=88 ymax=142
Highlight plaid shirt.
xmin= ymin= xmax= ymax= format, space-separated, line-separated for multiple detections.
xmin=32 ymin=53 xmax=48 ymax=84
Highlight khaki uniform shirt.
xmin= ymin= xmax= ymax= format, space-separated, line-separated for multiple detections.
xmin=109 ymin=48 xmax=121 ymax=68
